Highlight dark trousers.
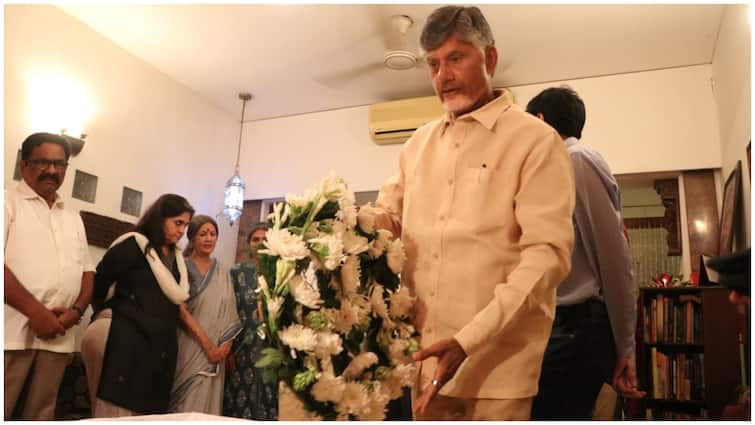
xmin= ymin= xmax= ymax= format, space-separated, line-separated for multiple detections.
xmin=531 ymin=299 xmax=616 ymax=420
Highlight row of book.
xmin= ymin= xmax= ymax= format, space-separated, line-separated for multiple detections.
xmin=642 ymin=294 xmax=702 ymax=344
xmin=644 ymin=408 xmax=709 ymax=420
xmin=649 ymin=348 xmax=706 ymax=401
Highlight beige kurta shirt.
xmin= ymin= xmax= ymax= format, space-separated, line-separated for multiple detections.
xmin=376 ymin=91 xmax=576 ymax=399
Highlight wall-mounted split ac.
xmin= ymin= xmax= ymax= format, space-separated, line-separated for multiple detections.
xmin=367 ymin=95 xmax=444 ymax=145
xmin=367 ymin=88 xmax=514 ymax=145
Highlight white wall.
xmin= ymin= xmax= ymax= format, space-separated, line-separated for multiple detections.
xmin=240 ymin=64 xmax=721 ymax=200
xmin=711 ymin=4 xmax=751 ymax=248
xmin=5 ymin=5 xmax=240 ymax=264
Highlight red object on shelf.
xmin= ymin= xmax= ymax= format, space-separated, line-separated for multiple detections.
xmin=689 ymin=272 xmax=699 ymax=287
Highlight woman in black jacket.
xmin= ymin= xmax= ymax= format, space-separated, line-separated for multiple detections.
xmin=81 ymin=194 xmax=194 ymax=417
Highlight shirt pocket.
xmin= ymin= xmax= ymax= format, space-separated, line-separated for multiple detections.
xmin=455 ymin=165 xmax=497 ymax=225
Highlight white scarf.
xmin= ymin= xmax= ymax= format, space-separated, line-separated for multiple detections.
xmin=107 ymin=232 xmax=190 ymax=305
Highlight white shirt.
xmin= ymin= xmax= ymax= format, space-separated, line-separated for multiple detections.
xmin=4 ymin=180 xmax=94 ymax=353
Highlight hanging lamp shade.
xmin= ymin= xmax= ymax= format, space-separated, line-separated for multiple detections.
xmin=222 ymin=172 xmax=245 ymax=224
xmin=220 ymin=92 xmax=252 ymax=226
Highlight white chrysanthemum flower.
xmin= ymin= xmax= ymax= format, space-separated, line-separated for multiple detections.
xmin=386 ymin=238 xmax=407 ymax=274
xmin=388 ymin=338 xmax=410 ymax=365
xmin=279 ymin=324 xmax=318 ymax=353
xmin=325 ymin=300 xmax=360 ymax=333
xmin=362 ymin=381 xmax=390 ymax=420
xmin=368 ymin=229 xmax=393 ymax=258
xmin=357 ymin=203 xmax=378 ymax=234
xmin=340 ymin=255 xmax=361 ymax=296
xmin=289 ymin=274 xmax=323 ymax=309
xmin=342 ymin=352 xmax=379 ymax=380
xmin=336 ymin=381 xmax=369 ymax=418
xmin=370 ymin=285 xmax=394 ymax=327
xmin=383 ymin=363 xmax=417 ymax=399
xmin=314 ymin=331 xmax=343 ymax=359
xmin=389 ymin=286 xmax=414 ymax=319
xmin=309 ymin=234 xmax=344 ymax=271
xmin=259 ymin=228 xmax=309 ymax=261
xmin=319 ymin=173 xmax=349 ymax=202
xmin=311 ymin=371 xmax=346 ymax=403
xmin=350 ymin=294 xmax=373 ymax=327
xmin=337 ymin=203 xmax=358 ymax=229
xmin=342 ymin=230 xmax=369 ymax=256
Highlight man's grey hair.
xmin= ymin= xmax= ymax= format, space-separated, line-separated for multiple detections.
xmin=420 ymin=5 xmax=495 ymax=53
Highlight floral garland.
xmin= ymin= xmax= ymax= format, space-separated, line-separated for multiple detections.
xmin=253 ymin=174 xmax=419 ymax=420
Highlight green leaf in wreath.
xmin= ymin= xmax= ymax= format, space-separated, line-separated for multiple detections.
xmin=254 ymin=347 xmax=284 ymax=369
xmin=293 ymin=368 xmax=318 ymax=392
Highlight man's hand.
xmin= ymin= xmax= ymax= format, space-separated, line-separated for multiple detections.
xmin=612 ymin=356 xmax=646 ymax=398
xmin=411 ymin=338 xmax=467 ymax=415
xmin=51 ymin=306 xmax=80 ymax=330
xmin=28 ymin=305 xmax=66 ymax=340
xmin=207 ymin=340 xmax=233 ymax=364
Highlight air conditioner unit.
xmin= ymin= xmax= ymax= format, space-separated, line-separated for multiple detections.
xmin=368 ymin=95 xmax=444 ymax=145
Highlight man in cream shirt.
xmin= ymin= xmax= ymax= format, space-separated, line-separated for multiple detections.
xmin=375 ymin=5 xmax=575 ymax=420
xmin=5 ymin=132 xmax=95 ymax=419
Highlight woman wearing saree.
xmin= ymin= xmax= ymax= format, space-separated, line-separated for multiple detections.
xmin=170 ymin=215 xmax=241 ymax=414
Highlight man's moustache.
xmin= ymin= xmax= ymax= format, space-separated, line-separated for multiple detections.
xmin=38 ymin=175 xmax=59 ymax=184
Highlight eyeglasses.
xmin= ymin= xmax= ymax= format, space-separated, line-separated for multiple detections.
xmin=26 ymin=159 xmax=69 ymax=170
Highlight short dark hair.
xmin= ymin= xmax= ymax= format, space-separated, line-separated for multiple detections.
xmin=420 ymin=5 xmax=494 ymax=52
xmin=526 ymin=86 xmax=586 ymax=139
xmin=246 ymin=222 xmax=268 ymax=245
xmin=134 ymin=194 xmax=195 ymax=252
xmin=21 ymin=132 xmax=71 ymax=160
xmin=184 ymin=214 xmax=219 ymax=256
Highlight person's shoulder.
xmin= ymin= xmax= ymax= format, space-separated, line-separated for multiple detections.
xmin=498 ymin=104 xmax=560 ymax=142
xmin=109 ymin=233 xmax=142 ymax=255
xmin=403 ymin=117 xmax=445 ymax=149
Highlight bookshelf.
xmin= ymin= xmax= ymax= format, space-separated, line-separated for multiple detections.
xmin=636 ymin=286 xmax=741 ymax=419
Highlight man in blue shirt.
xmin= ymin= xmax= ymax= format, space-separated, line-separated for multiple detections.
xmin=526 ymin=87 xmax=645 ymax=418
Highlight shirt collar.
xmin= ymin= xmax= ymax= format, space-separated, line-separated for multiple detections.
xmin=564 ymin=136 xmax=579 ymax=149
xmin=17 ymin=179 xmax=64 ymax=208
xmin=441 ymin=89 xmax=512 ymax=134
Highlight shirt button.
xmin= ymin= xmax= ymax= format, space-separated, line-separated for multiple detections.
xmin=439 ymin=215 xmax=445 ymax=221
xmin=448 ymin=179 xmax=453 ymax=186
xmin=433 ymin=253 xmax=439 ymax=259
xmin=161 ymin=351 xmax=167 ymax=359
xmin=429 ymin=291 xmax=435 ymax=297
xmin=117 ymin=375 xmax=125 ymax=383
xmin=454 ymin=143 xmax=460 ymax=148
xmin=129 ymin=294 xmax=135 ymax=300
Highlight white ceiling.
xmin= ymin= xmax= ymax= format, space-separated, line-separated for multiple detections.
xmin=57 ymin=4 xmax=724 ymax=121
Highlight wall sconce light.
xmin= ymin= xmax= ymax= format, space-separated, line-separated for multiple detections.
xmin=60 ymin=129 xmax=86 ymax=156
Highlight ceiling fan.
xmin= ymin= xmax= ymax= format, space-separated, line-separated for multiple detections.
xmin=314 ymin=14 xmax=425 ymax=87
xmin=382 ymin=14 xmax=421 ymax=71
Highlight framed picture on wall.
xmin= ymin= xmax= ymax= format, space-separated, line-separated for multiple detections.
xmin=719 ymin=160 xmax=742 ymax=255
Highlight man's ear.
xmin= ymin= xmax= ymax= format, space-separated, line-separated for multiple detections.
xmin=485 ymin=45 xmax=498 ymax=77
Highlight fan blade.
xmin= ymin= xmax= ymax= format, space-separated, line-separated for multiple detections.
xmin=313 ymin=61 xmax=385 ymax=88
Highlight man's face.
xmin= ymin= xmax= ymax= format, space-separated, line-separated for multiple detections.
xmin=425 ymin=36 xmax=497 ymax=116
xmin=20 ymin=143 xmax=68 ymax=200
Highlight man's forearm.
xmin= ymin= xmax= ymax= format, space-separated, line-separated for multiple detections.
xmin=72 ymin=271 xmax=94 ymax=311
xmin=4 ymin=264 xmax=46 ymax=318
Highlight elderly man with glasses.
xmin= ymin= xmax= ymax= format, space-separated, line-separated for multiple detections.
xmin=4 ymin=132 xmax=95 ymax=420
